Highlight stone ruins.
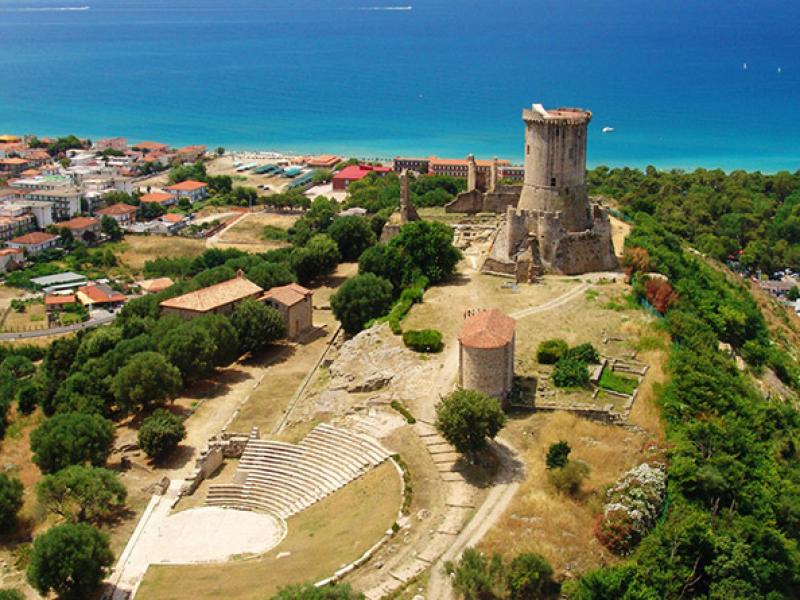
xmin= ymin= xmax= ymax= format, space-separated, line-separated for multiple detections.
xmin=381 ymin=169 xmax=420 ymax=242
xmin=446 ymin=103 xmax=618 ymax=281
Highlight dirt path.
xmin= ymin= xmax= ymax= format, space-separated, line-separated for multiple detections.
xmin=426 ymin=438 xmax=522 ymax=600
xmin=510 ymin=282 xmax=589 ymax=320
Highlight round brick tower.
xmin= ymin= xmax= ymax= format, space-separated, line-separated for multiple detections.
xmin=517 ymin=104 xmax=592 ymax=231
xmin=458 ymin=309 xmax=516 ymax=406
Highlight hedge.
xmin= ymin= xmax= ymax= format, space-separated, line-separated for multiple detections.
xmin=402 ymin=329 xmax=443 ymax=353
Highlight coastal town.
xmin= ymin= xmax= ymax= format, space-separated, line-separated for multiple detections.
xmin=0 ymin=103 xmax=797 ymax=600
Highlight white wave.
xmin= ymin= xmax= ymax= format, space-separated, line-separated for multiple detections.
xmin=359 ymin=6 xmax=413 ymax=10
xmin=1 ymin=5 xmax=90 ymax=12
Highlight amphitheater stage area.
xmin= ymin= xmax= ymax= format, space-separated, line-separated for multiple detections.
xmin=144 ymin=507 xmax=286 ymax=564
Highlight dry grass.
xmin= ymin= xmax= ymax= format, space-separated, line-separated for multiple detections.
xmin=609 ymin=215 xmax=631 ymax=258
xmin=219 ymin=213 xmax=297 ymax=243
xmin=136 ymin=461 xmax=401 ymax=600
xmin=480 ymin=411 xmax=659 ymax=575
xmin=2 ymin=303 xmax=47 ymax=332
xmin=112 ymin=236 xmax=206 ymax=274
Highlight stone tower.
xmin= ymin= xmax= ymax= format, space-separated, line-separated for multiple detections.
xmin=481 ymin=102 xmax=618 ymax=279
xmin=380 ymin=170 xmax=420 ymax=242
xmin=518 ymin=104 xmax=592 ymax=231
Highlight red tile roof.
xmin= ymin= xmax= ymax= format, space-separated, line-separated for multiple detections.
xmin=261 ymin=283 xmax=312 ymax=307
xmin=133 ymin=141 xmax=168 ymax=152
xmin=165 ymin=180 xmax=207 ymax=192
xmin=161 ymin=213 xmax=186 ymax=223
xmin=0 ymin=248 xmax=23 ymax=257
xmin=160 ymin=275 xmax=263 ymax=313
xmin=96 ymin=203 xmax=137 ymax=216
xmin=78 ymin=284 xmax=126 ymax=304
xmin=45 ymin=294 xmax=76 ymax=306
xmin=0 ymin=158 xmax=28 ymax=165
xmin=458 ymin=309 xmax=515 ymax=349
xmin=139 ymin=192 xmax=174 ymax=204
xmin=333 ymin=165 xmax=391 ymax=183
xmin=59 ymin=216 xmax=99 ymax=230
xmin=9 ymin=231 xmax=58 ymax=245
xmin=137 ymin=277 xmax=174 ymax=294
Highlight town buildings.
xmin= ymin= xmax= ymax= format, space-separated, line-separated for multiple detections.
xmin=7 ymin=231 xmax=60 ymax=255
xmin=159 ymin=273 xmax=263 ymax=319
xmin=96 ymin=203 xmax=137 ymax=226
xmin=58 ymin=216 xmax=101 ymax=242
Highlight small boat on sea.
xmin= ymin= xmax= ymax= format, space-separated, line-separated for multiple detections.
xmin=602 ymin=126 xmax=615 ymax=134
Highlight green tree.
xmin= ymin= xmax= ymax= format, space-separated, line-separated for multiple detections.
xmin=216 ymin=146 xmax=225 ymax=156
xmin=0 ymin=474 xmax=23 ymax=533
xmin=330 ymin=273 xmax=394 ymax=335
xmin=358 ymin=243 xmax=409 ymax=292
xmin=0 ymin=354 xmax=34 ymax=379
xmin=27 ymin=523 xmax=113 ymax=600
xmin=100 ymin=215 xmax=123 ymax=241
xmin=566 ymin=342 xmax=600 ymax=364
xmin=271 ymin=582 xmax=364 ymax=599
xmin=16 ymin=380 xmax=42 ymax=415
xmin=435 ymin=389 xmax=506 ymax=459
xmin=158 ymin=324 xmax=218 ymax=381
xmin=37 ymin=465 xmax=126 ymax=523
xmin=138 ymin=409 xmax=186 ymax=461
xmin=248 ymin=261 xmax=294 ymax=291
xmin=195 ymin=314 xmax=241 ymax=366
xmin=111 ymin=352 xmax=182 ymax=413
xmin=546 ymin=441 xmax=571 ymax=470
xmin=30 ymin=412 xmax=115 ymax=474
xmin=230 ymin=299 xmax=285 ymax=355
xmin=328 ymin=216 xmax=377 ymax=261
xmin=0 ymin=590 xmax=24 ymax=600
xmin=388 ymin=220 xmax=461 ymax=284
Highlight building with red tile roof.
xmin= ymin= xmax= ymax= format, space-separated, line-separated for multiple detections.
xmin=96 ymin=203 xmax=137 ymax=226
xmin=332 ymin=165 xmax=391 ymax=191
xmin=7 ymin=231 xmax=59 ymax=255
xmin=165 ymin=180 xmax=208 ymax=203
xmin=307 ymin=155 xmax=341 ymax=168
xmin=76 ymin=283 xmax=126 ymax=307
xmin=160 ymin=273 xmax=263 ymax=318
xmin=136 ymin=277 xmax=174 ymax=294
xmin=458 ymin=309 xmax=516 ymax=405
xmin=132 ymin=141 xmax=169 ymax=153
xmin=44 ymin=294 xmax=77 ymax=310
xmin=138 ymin=192 xmax=175 ymax=207
xmin=58 ymin=216 xmax=101 ymax=241
xmin=261 ymin=283 xmax=313 ymax=339
xmin=0 ymin=158 xmax=29 ymax=177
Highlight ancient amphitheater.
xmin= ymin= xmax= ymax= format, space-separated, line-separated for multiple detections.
xmin=206 ymin=423 xmax=392 ymax=519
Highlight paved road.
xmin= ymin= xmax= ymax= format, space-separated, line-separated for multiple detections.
xmin=0 ymin=313 xmax=116 ymax=341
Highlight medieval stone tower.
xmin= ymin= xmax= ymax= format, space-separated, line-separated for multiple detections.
xmin=518 ymin=105 xmax=592 ymax=231
xmin=482 ymin=103 xmax=618 ymax=280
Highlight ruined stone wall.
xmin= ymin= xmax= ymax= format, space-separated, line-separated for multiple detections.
xmin=445 ymin=187 xmax=521 ymax=214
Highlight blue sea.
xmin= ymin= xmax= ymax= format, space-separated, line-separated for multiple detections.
xmin=1 ymin=0 xmax=799 ymax=171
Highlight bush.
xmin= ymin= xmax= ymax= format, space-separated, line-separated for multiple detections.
xmin=261 ymin=225 xmax=289 ymax=241
xmin=552 ymin=357 xmax=589 ymax=388
xmin=548 ymin=460 xmax=590 ymax=496
xmin=0 ymin=590 xmax=24 ymax=600
xmin=390 ymin=401 xmax=416 ymax=424
xmin=16 ymin=381 xmax=41 ymax=415
xmin=26 ymin=523 xmax=113 ymax=600
xmin=138 ymin=409 xmax=186 ymax=461
xmin=565 ymin=342 xmax=600 ymax=364
xmin=0 ymin=474 xmax=23 ymax=533
xmin=402 ymin=329 xmax=443 ymax=353
xmin=537 ymin=339 xmax=568 ymax=364
xmin=270 ymin=582 xmax=364 ymax=599
xmin=507 ymin=552 xmax=557 ymax=599
xmin=545 ymin=441 xmax=571 ymax=470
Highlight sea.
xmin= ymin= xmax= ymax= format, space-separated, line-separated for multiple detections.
xmin=1 ymin=0 xmax=799 ymax=172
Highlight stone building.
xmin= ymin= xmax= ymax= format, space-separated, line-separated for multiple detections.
xmin=458 ymin=309 xmax=516 ymax=407
xmin=261 ymin=283 xmax=314 ymax=340
xmin=446 ymin=103 xmax=618 ymax=281
xmin=380 ymin=170 xmax=420 ymax=242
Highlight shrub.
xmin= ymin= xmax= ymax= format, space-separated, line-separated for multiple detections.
xmin=37 ymin=465 xmax=126 ymax=524
xmin=0 ymin=590 xmax=24 ymax=600
xmin=507 ymin=552 xmax=557 ymax=599
xmin=390 ymin=401 xmax=416 ymax=424
xmin=548 ymin=460 xmax=590 ymax=496
xmin=537 ymin=339 xmax=568 ymax=364
xmin=270 ymin=582 xmax=364 ymax=599
xmin=545 ymin=441 xmax=571 ymax=470
xmin=0 ymin=474 xmax=23 ymax=533
xmin=402 ymin=329 xmax=443 ymax=353
xmin=643 ymin=277 xmax=677 ymax=314
xmin=552 ymin=357 xmax=589 ymax=388
xmin=565 ymin=342 xmax=600 ymax=364
xmin=16 ymin=381 xmax=41 ymax=415
xmin=595 ymin=463 xmax=666 ymax=555
xmin=261 ymin=225 xmax=289 ymax=241
xmin=138 ymin=409 xmax=186 ymax=461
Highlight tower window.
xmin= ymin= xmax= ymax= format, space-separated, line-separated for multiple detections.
xmin=550 ymin=177 xmax=557 ymax=187
xmin=526 ymin=144 xmax=530 ymax=155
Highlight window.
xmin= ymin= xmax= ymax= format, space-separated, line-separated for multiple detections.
xmin=550 ymin=177 xmax=556 ymax=187
xmin=526 ymin=144 xmax=530 ymax=155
